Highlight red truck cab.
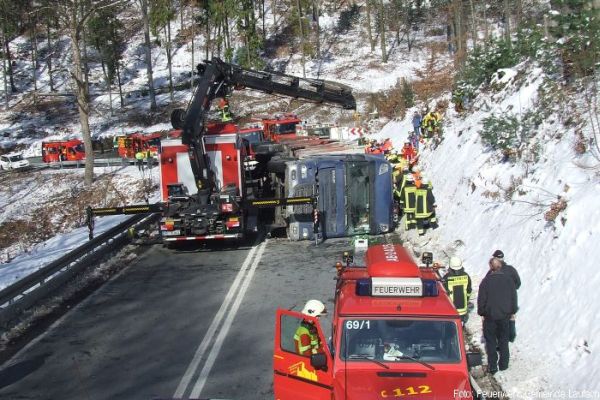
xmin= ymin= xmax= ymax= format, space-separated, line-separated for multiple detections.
xmin=42 ymin=139 xmax=85 ymax=162
xmin=274 ymin=244 xmax=483 ymax=400
xmin=117 ymin=132 xmax=162 ymax=159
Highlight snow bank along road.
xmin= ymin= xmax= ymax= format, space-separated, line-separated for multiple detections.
xmin=0 ymin=237 xmax=345 ymax=399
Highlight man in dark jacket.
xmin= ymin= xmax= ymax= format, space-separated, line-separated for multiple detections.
xmin=490 ymin=250 xmax=521 ymax=289
xmin=478 ymin=258 xmax=518 ymax=375
xmin=489 ymin=249 xmax=520 ymax=342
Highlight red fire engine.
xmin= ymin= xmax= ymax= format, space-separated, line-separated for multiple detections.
xmin=259 ymin=114 xmax=301 ymax=142
xmin=274 ymin=244 xmax=483 ymax=400
xmin=117 ymin=132 xmax=162 ymax=159
xmin=41 ymin=139 xmax=86 ymax=162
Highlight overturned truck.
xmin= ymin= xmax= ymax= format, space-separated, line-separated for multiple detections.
xmin=87 ymin=58 xmax=395 ymax=244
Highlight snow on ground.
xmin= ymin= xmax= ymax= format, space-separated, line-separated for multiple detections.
xmin=0 ymin=164 xmax=159 ymax=284
xmin=371 ymin=64 xmax=600 ymax=396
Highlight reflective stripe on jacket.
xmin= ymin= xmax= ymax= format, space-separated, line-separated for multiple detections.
xmin=444 ymin=272 xmax=472 ymax=315
xmin=294 ymin=323 xmax=319 ymax=356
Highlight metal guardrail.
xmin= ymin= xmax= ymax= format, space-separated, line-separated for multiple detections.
xmin=0 ymin=213 xmax=159 ymax=328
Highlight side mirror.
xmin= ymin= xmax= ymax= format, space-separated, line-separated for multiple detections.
xmin=310 ymin=353 xmax=328 ymax=371
xmin=466 ymin=351 xmax=482 ymax=368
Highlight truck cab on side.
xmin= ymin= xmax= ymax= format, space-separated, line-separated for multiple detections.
xmin=284 ymin=154 xmax=394 ymax=240
xmin=274 ymin=244 xmax=483 ymax=400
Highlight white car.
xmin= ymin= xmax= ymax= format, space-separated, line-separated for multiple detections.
xmin=0 ymin=152 xmax=30 ymax=171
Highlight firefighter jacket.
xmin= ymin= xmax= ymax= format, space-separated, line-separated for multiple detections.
xmin=294 ymin=321 xmax=320 ymax=356
xmin=414 ymin=183 xmax=435 ymax=218
xmin=443 ymin=269 xmax=472 ymax=315
xmin=477 ymin=271 xmax=518 ymax=321
xmin=401 ymin=182 xmax=417 ymax=213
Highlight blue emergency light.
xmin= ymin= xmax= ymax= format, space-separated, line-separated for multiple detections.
xmin=422 ymin=279 xmax=438 ymax=297
xmin=356 ymin=278 xmax=371 ymax=296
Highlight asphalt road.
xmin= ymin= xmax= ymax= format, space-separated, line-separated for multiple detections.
xmin=0 ymin=236 xmax=362 ymax=400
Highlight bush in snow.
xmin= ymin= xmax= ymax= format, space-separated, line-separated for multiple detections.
xmin=480 ymin=110 xmax=542 ymax=160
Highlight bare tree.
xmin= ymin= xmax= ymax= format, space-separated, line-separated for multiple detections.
xmin=366 ymin=0 xmax=375 ymax=51
xmin=51 ymin=0 xmax=125 ymax=186
xmin=139 ymin=0 xmax=158 ymax=111
xmin=378 ymin=0 xmax=387 ymax=62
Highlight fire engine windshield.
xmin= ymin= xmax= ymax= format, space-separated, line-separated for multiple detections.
xmin=273 ymin=122 xmax=297 ymax=135
xmin=340 ymin=319 xmax=460 ymax=363
xmin=345 ymin=162 xmax=370 ymax=234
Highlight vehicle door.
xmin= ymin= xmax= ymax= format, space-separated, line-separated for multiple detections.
xmin=274 ymin=309 xmax=333 ymax=400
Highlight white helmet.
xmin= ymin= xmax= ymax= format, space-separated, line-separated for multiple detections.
xmin=449 ymin=257 xmax=463 ymax=270
xmin=302 ymin=299 xmax=327 ymax=317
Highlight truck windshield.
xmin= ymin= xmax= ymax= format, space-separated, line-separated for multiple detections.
xmin=273 ymin=123 xmax=297 ymax=135
xmin=345 ymin=162 xmax=370 ymax=234
xmin=340 ymin=319 xmax=460 ymax=364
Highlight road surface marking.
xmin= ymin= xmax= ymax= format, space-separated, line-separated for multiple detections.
xmin=189 ymin=240 xmax=268 ymax=398
xmin=173 ymin=240 xmax=260 ymax=398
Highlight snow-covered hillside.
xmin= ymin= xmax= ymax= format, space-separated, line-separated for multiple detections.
xmin=0 ymin=2 xmax=598 ymax=396
xmin=370 ymin=60 xmax=599 ymax=396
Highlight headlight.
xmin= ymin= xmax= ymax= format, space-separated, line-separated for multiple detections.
xmin=379 ymin=223 xmax=389 ymax=232
xmin=301 ymin=165 xmax=308 ymax=179
xmin=378 ymin=163 xmax=389 ymax=175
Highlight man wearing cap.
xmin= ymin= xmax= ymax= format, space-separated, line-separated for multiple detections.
xmin=443 ymin=257 xmax=472 ymax=324
xmin=489 ymin=250 xmax=521 ymax=290
xmin=295 ymin=300 xmax=327 ymax=356
xmin=489 ymin=249 xmax=521 ymax=342
xmin=478 ymin=258 xmax=518 ymax=375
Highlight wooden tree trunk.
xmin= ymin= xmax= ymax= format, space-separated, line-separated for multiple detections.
xmin=100 ymin=59 xmax=113 ymax=116
xmin=1 ymin=29 xmax=9 ymax=109
xmin=31 ymin=14 xmax=38 ymax=106
xmin=366 ymin=0 xmax=375 ymax=52
xmin=46 ymin=22 xmax=54 ymax=92
xmin=80 ymin=1 xmax=90 ymax=88
xmin=379 ymin=0 xmax=387 ymax=62
xmin=4 ymin=33 xmax=17 ymax=93
xmin=469 ymin=0 xmax=477 ymax=48
xmin=167 ymin=19 xmax=174 ymax=100
xmin=141 ymin=0 xmax=158 ymax=111
xmin=69 ymin=14 xmax=94 ymax=185
xmin=116 ymin=61 xmax=124 ymax=107
xmin=296 ymin=0 xmax=306 ymax=77
xmin=314 ymin=0 xmax=320 ymax=59
xmin=503 ymin=0 xmax=511 ymax=47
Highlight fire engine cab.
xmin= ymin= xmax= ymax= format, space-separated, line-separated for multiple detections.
xmin=41 ymin=139 xmax=85 ymax=162
xmin=274 ymin=244 xmax=483 ymax=400
xmin=116 ymin=132 xmax=161 ymax=159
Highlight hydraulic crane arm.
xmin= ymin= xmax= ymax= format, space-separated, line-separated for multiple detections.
xmin=170 ymin=58 xmax=356 ymax=200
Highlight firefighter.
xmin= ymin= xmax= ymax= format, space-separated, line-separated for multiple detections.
xmin=478 ymin=258 xmax=518 ymax=375
xmin=400 ymin=174 xmax=417 ymax=230
xmin=443 ymin=257 xmax=472 ymax=325
xmin=381 ymin=138 xmax=393 ymax=154
xmin=414 ymin=179 xmax=437 ymax=235
xmin=135 ymin=150 xmax=145 ymax=171
xmin=411 ymin=165 xmax=423 ymax=188
xmin=218 ymin=97 xmax=233 ymax=122
xmin=294 ymin=300 xmax=326 ymax=356
xmin=401 ymin=141 xmax=418 ymax=167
